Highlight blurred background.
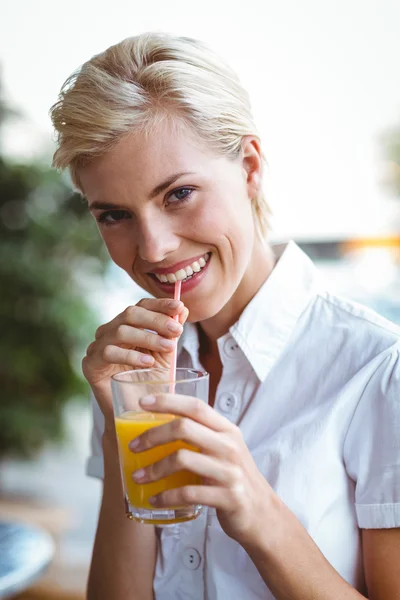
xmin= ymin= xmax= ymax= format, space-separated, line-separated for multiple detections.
xmin=0 ymin=0 xmax=399 ymax=598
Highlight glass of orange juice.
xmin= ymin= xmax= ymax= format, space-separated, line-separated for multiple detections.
xmin=111 ymin=368 xmax=209 ymax=525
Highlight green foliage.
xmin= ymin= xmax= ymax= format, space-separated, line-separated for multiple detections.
xmin=0 ymin=87 xmax=109 ymax=458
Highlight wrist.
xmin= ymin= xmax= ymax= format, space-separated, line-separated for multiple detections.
xmin=102 ymin=422 xmax=118 ymax=450
xmin=242 ymin=492 xmax=293 ymax=559
xmin=89 ymin=380 xmax=114 ymax=422
xmin=102 ymin=424 xmax=120 ymax=465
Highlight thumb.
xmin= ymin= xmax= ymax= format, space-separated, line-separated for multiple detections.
xmin=178 ymin=306 xmax=189 ymax=326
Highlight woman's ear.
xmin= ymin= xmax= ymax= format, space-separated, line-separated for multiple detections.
xmin=241 ymin=136 xmax=263 ymax=200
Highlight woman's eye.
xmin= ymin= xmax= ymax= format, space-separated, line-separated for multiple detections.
xmin=166 ymin=187 xmax=194 ymax=206
xmin=97 ymin=210 xmax=130 ymax=225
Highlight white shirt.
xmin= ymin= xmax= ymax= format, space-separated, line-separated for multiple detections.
xmin=87 ymin=241 xmax=400 ymax=600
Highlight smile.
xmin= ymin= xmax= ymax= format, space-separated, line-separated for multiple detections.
xmin=153 ymin=253 xmax=210 ymax=284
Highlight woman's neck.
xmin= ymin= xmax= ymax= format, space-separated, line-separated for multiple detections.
xmin=199 ymin=239 xmax=276 ymax=342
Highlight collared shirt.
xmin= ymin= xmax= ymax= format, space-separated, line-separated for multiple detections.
xmin=87 ymin=241 xmax=400 ymax=600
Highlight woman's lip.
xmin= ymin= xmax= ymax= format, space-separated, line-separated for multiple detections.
xmin=150 ymin=254 xmax=211 ymax=294
xmin=149 ymin=252 xmax=209 ymax=276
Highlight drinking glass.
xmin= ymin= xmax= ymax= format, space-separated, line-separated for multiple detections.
xmin=111 ymin=368 xmax=209 ymax=524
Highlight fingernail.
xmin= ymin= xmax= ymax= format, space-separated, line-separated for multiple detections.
xmin=129 ymin=438 xmax=140 ymax=451
xmin=160 ymin=338 xmax=175 ymax=350
xmin=140 ymin=395 xmax=156 ymax=406
xmin=148 ymin=496 xmax=158 ymax=506
xmin=140 ymin=354 xmax=154 ymax=365
xmin=167 ymin=320 xmax=182 ymax=333
xmin=132 ymin=468 xmax=146 ymax=481
xmin=168 ymin=300 xmax=182 ymax=309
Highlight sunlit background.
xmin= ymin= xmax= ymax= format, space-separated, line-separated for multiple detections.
xmin=0 ymin=1 xmax=399 ymax=598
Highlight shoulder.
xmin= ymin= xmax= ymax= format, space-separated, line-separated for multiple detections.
xmin=308 ymin=289 xmax=400 ymax=350
xmin=290 ymin=289 xmax=400 ymax=387
xmin=316 ymin=291 xmax=400 ymax=335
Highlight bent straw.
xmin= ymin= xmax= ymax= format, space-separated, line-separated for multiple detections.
xmin=169 ymin=280 xmax=182 ymax=393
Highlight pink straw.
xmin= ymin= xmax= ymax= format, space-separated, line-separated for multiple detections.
xmin=169 ymin=280 xmax=181 ymax=393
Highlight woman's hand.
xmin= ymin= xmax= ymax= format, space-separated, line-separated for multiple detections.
xmin=82 ymin=299 xmax=188 ymax=425
xmin=129 ymin=393 xmax=275 ymax=546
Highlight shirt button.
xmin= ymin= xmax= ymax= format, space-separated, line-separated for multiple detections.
xmin=218 ymin=392 xmax=239 ymax=413
xmin=223 ymin=336 xmax=240 ymax=359
xmin=182 ymin=547 xmax=201 ymax=570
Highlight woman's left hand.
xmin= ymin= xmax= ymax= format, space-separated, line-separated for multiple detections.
xmin=129 ymin=393 xmax=276 ymax=546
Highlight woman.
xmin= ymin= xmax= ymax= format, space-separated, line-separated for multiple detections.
xmin=50 ymin=33 xmax=400 ymax=600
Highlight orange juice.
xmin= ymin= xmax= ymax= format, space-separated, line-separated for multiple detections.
xmin=115 ymin=411 xmax=202 ymax=509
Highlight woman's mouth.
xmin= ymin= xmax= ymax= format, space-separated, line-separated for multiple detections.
xmin=149 ymin=252 xmax=211 ymax=294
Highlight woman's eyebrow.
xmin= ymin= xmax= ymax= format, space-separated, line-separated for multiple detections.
xmin=88 ymin=171 xmax=196 ymax=210
xmin=89 ymin=201 xmax=122 ymax=210
xmin=148 ymin=171 xmax=195 ymax=199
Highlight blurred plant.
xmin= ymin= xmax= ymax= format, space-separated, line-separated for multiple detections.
xmin=0 ymin=80 xmax=109 ymax=459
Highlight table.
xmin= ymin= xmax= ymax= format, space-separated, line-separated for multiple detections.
xmin=0 ymin=521 xmax=54 ymax=599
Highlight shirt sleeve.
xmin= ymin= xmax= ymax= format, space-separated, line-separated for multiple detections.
xmin=86 ymin=391 xmax=105 ymax=480
xmin=344 ymin=343 xmax=400 ymax=529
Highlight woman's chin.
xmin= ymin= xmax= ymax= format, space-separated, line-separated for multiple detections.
xmin=185 ymin=301 xmax=223 ymax=324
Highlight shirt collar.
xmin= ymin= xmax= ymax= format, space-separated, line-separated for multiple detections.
xmin=178 ymin=241 xmax=320 ymax=381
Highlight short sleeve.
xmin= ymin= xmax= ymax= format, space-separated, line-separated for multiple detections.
xmin=344 ymin=344 xmax=400 ymax=528
xmin=86 ymin=391 xmax=105 ymax=479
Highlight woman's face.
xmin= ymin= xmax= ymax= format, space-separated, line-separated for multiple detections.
xmin=79 ymin=120 xmax=263 ymax=323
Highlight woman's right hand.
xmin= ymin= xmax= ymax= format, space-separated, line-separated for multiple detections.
xmin=82 ymin=298 xmax=188 ymax=425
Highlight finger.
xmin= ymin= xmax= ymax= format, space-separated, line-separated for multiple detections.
xmin=102 ymin=345 xmax=155 ymax=367
xmin=139 ymin=394 xmax=234 ymax=432
xmin=132 ymin=449 xmax=234 ymax=485
xmin=123 ymin=305 xmax=184 ymax=338
xmin=104 ymin=325 xmax=176 ymax=354
xmin=136 ymin=298 xmax=186 ymax=318
xmin=86 ymin=340 xmax=97 ymax=356
xmin=149 ymin=485 xmax=230 ymax=511
xmin=95 ymin=313 xmax=121 ymax=340
xmin=95 ymin=299 xmax=185 ymax=340
xmin=130 ymin=417 xmax=234 ymax=459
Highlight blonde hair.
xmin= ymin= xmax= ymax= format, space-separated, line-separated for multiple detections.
xmin=50 ymin=32 xmax=271 ymax=238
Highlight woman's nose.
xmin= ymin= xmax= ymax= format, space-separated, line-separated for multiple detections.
xmin=137 ymin=218 xmax=179 ymax=264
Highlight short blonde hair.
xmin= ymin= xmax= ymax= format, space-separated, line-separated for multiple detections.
xmin=50 ymin=32 xmax=271 ymax=238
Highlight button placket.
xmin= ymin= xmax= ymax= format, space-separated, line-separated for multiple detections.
xmin=215 ymin=334 xmax=245 ymax=423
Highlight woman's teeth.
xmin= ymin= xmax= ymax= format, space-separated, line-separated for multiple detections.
xmin=155 ymin=253 xmax=210 ymax=283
